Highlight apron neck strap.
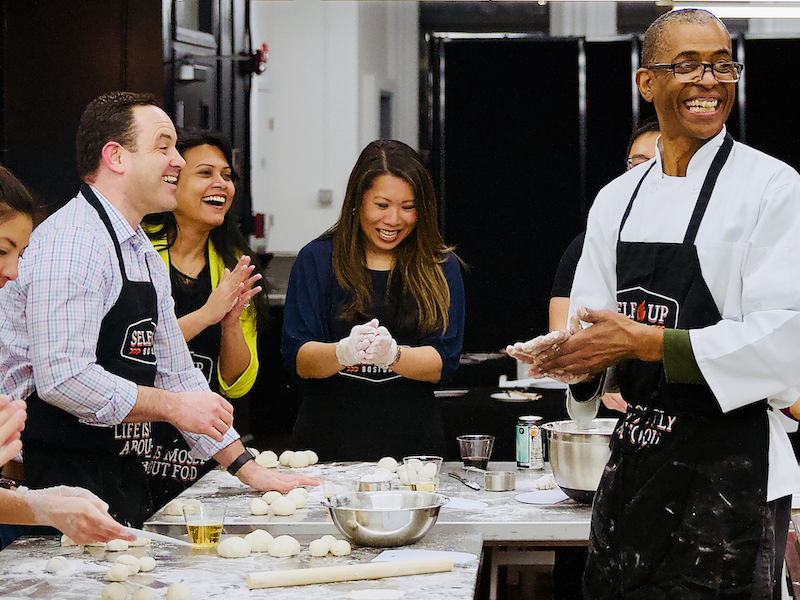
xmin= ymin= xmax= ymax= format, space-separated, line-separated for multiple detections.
xmin=81 ymin=183 xmax=131 ymax=283
xmin=683 ymin=132 xmax=733 ymax=245
xmin=618 ymin=163 xmax=655 ymax=242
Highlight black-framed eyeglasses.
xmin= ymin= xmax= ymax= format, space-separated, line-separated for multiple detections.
xmin=647 ymin=60 xmax=743 ymax=83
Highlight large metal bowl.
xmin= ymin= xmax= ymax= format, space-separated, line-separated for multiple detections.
xmin=541 ymin=418 xmax=617 ymax=504
xmin=321 ymin=491 xmax=448 ymax=547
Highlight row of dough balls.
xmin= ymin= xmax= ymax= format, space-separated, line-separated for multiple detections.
xmin=102 ymin=581 xmax=190 ymax=600
xmin=252 ymin=448 xmax=319 ymax=469
xmin=106 ymin=554 xmax=157 ymax=581
xmin=60 ymin=535 xmax=151 ymax=551
xmin=162 ymin=498 xmax=202 ymax=517
xmin=249 ymin=487 xmax=307 ymax=516
xmin=216 ymin=530 xmax=350 ymax=558
xmin=374 ymin=456 xmax=436 ymax=486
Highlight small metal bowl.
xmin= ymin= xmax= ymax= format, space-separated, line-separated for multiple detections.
xmin=322 ymin=491 xmax=449 ymax=547
xmin=484 ymin=470 xmax=515 ymax=491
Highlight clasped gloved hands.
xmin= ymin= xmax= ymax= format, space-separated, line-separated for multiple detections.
xmin=336 ymin=319 xmax=397 ymax=368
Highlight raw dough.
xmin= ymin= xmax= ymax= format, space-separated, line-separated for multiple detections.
xmin=330 ymin=539 xmax=352 ymax=556
xmin=320 ymin=534 xmax=338 ymax=548
xmin=377 ymin=457 xmax=398 ymax=473
xmin=128 ymin=537 xmax=151 ymax=547
xmin=102 ymin=582 xmax=128 ymax=600
xmin=308 ymin=538 xmax=331 ymax=557
xmin=249 ymin=498 xmax=269 ymax=515
xmin=262 ymin=491 xmax=282 ymax=505
xmin=247 ymin=447 xmax=260 ymax=457
xmin=288 ymin=452 xmax=309 ymax=468
xmin=139 ymin=556 xmax=156 ymax=572
xmin=286 ymin=487 xmax=308 ymax=509
xmin=421 ymin=463 xmax=437 ymax=481
xmin=106 ymin=563 xmax=130 ymax=582
xmin=268 ymin=535 xmax=301 ymax=558
xmin=303 ymin=450 xmax=319 ymax=465
xmin=270 ymin=496 xmax=296 ymax=516
xmin=60 ymin=534 xmax=77 ymax=547
xmin=115 ymin=554 xmax=141 ymax=575
xmin=162 ymin=500 xmax=184 ymax=516
xmin=255 ymin=450 xmax=279 ymax=468
xmin=166 ymin=582 xmax=192 ymax=600
xmin=244 ymin=529 xmax=273 ymax=552
xmin=45 ymin=556 xmax=68 ymax=573
xmin=217 ymin=536 xmax=251 ymax=558
xmin=132 ymin=589 xmax=156 ymax=600
xmin=105 ymin=539 xmax=129 ymax=552
xmin=279 ymin=450 xmax=294 ymax=466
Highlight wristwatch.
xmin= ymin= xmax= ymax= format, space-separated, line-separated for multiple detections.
xmin=227 ymin=449 xmax=256 ymax=475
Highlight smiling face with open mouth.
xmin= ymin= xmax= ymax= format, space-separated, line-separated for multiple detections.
xmin=641 ymin=20 xmax=735 ymax=146
xmin=359 ymin=173 xmax=417 ymax=270
xmin=174 ymin=144 xmax=235 ymax=232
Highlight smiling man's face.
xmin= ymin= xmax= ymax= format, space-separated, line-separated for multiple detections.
xmin=639 ymin=20 xmax=735 ymax=144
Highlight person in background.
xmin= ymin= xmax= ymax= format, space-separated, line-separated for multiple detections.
xmin=0 ymin=164 xmax=133 ymax=549
xmin=512 ymin=10 xmax=800 ymax=598
xmin=282 ymin=140 xmax=465 ymax=461
xmin=0 ymin=92 xmax=317 ymax=530
xmin=548 ymin=118 xmax=660 ymax=416
xmin=142 ymin=132 xmax=263 ymax=511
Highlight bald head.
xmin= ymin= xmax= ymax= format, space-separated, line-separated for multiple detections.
xmin=641 ymin=9 xmax=731 ymax=66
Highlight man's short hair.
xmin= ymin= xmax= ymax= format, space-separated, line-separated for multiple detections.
xmin=75 ymin=92 xmax=158 ymax=181
xmin=641 ymin=9 xmax=730 ymax=66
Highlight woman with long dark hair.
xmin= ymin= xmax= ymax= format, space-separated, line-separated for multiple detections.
xmin=282 ymin=140 xmax=465 ymax=460
xmin=143 ymin=132 xmax=264 ymax=509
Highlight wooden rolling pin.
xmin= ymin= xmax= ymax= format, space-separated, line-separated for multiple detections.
xmin=247 ymin=556 xmax=454 ymax=589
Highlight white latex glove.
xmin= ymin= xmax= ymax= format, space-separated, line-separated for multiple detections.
xmin=367 ymin=325 xmax=398 ymax=368
xmin=506 ymin=329 xmax=570 ymax=365
xmin=335 ymin=319 xmax=379 ymax=366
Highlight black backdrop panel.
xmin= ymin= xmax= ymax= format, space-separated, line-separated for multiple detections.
xmin=743 ymin=38 xmax=800 ymax=171
xmin=438 ymin=38 xmax=583 ymax=351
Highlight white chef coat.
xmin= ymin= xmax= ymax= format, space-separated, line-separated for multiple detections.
xmin=571 ymin=127 xmax=800 ymax=501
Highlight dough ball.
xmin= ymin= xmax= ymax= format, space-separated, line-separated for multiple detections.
xmin=288 ymin=452 xmax=310 ymax=469
xmin=106 ymin=563 xmax=130 ymax=582
xmin=320 ymin=534 xmax=338 ymax=548
xmin=279 ymin=450 xmax=294 ymax=466
xmin=138 ymin=556 xmax=156 ymax=572
xmin=249 ymin=498 xmax=270 ymax=515
xmin=128 ymin=537 xmax=151 ymax=547
xmin=255 ymin=450 xmax=278 ymax=468
xmin=132 ymin=589 xmax=156 ymax=600
xmin=405 ymin=459 xmax=422 ymax=474
xmin=398 ymin=469 xmax=411 ymax=486
xmin=102 ymin=582 xmax=128 ymax=600
xmin=166 ymin=582 xmax=192 ymax=600
xmin=268 ymin=535 xmax=301 ymax=558
xmin=115 ymin=554 xmax=141 ymax=575
xmin=60 ymin=534 xmax=77 ymax=547
xmin=244 ymin=529 xmax=273 ymax=552
xmin=270 ymin=496 xmax=296 ymax=516
xmin=286 ymin=487 xmax=308 ymax=509
xmin=421 ymin=462 xmax=438 ymax=481
xmin=162 ymin=500 xmax=184 ymax=516
xmin=105 ymin=539 xmax=129 ymax=552
xmin=377 ymin=457 xmax=398 ymax=473
xmin=303 ymin=450 xmax=319 ymax=465
xmin=217 ymin=536 xmax=251 ymax=558
xmin=247 ymin=447 xmax=260 ymax=457
xmin=309 ymin=538 xmax=331 ymax=557
xmin=262 ymin=491 xmax=282 ymax=505
xmin=330 ymin=540 xmax=351 ymax=556
xmin=182 ymin=499 xmax=202 ymax=515
xmin=45 ymin=556 xmax=68 ymax=573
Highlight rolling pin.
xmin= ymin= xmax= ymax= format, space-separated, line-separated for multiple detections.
xmin=247 ymin=556 xmax=454 ymax=589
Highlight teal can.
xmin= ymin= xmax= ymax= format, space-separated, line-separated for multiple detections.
xmin=516 ymin=415 xmax=544 ymax=469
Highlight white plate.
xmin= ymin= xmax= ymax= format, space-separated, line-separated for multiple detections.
xmin=515 ymin=489 xmax=570 ymax=504
xmin=372 ymin=549 xmax=478 ymax=565
xmin=440 ymin=496 xmax=488 ymax=511
xmin=499 ymin=376 xmax=568 ymax=390
xmin=491 ymin=391 xmax=541 ymax=402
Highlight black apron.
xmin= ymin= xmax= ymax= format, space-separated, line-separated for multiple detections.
xmin=145 ymin=261 xmax=216 ymax=511
xmin=22 ymin=184 xmax=158 ymax=527
xmin=294 ymin=269 xmax=446 ymax=461
xmin=585 ymin=135 xmax=771 ymax=599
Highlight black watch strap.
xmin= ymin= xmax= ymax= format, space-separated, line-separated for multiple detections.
xmin=227 ymin=449 xmax=256 ymax=475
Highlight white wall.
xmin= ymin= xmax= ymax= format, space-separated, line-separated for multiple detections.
xmin=250 ymin=0 xmax=419 ymax=254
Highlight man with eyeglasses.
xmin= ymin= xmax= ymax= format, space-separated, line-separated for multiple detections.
xmin=510 ymin=9 xmax=800 ymax=598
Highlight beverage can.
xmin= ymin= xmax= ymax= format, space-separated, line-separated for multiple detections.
xmin=516 ymin=415 xmax=544 ymax=469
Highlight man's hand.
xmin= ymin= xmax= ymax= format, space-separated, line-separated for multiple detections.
xmin=19 ymin=486 xmax=135 ymax=545
xmin=168 ymin=391 xmax=234 ymax=442
xmin=235 ymin=460 xmax=320 ymax=493
xmin=0 ymin=397 xmax=25 ymax=466
xmin=528 ymin=307 xmax=664 ymax=380
xmin=602 ymin=392 xmax=628 ymax=413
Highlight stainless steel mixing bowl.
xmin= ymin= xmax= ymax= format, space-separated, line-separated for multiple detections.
xmin=541 ymin=418 xmax=617 ymax=504
xmin=321 ymin=491 xmax=449 ymax=547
